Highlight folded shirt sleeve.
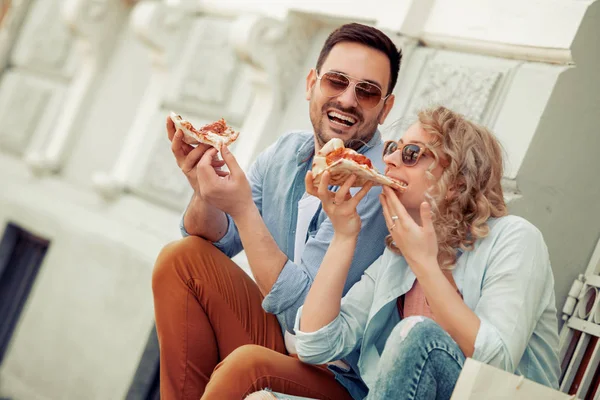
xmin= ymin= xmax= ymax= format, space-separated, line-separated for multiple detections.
xmin=471 ymin=218 xmax=554 ymax=371
xmin=262 ymin=187 xmax=387 ymax=332
xmin=293 ymin=253 xmax=385 ymax=364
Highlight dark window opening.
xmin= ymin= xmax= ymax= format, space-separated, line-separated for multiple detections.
xmin=125 ymin=325 xmax=160 ymax=400
xmin=0 ymin=223 xmax=50 ymax=365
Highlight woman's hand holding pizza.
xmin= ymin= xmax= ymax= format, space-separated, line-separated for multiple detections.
xmin=380 ymin=186 xmax=439 ymax=272
xmin=305 ymin=171 xmax=373 ymax=239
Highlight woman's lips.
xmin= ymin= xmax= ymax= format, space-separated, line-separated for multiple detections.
xmin=385 ymin=172 xmax=408 ymax=188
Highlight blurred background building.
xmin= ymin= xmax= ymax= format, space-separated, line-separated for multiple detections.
xmin=0 ymin=0 xmax=599 ymax=399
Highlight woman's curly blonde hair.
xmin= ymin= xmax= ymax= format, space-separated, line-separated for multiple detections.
xmin=386 ymin=106 xmax=508 ymax=269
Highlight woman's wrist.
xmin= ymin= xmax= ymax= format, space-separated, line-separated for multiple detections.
xmin=410 ymin=257 xmax=442 ymax=280
xmin=230 ymin=203 xmax=261 ymax=230
xmin=332 ymin=231 xmax=359 ymax=245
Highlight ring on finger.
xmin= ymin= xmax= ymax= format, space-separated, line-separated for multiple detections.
xmin=391 ymin=215 xmax=399 ymax=222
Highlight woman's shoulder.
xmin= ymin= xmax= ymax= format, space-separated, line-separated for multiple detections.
xmin=486 ymin=215 xmax=544 ymax=243
xmin=472 ymin=215 xmax=550 ymax=271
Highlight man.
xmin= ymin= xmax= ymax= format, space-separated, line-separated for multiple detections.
xmin=152 ymin=23 xmax=402 ymax=399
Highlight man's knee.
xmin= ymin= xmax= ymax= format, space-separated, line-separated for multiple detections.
xmin=213 ymin=345 xmax=275 ymax=377
xmin=151 ymin=236 xmax=215 ymax=294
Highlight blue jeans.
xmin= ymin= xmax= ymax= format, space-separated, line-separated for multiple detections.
xmin=367 ymin=317 xmax=466 ymax=400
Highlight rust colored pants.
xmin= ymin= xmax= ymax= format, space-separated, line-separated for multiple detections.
xmin=204 ymin=345 xmax=353 ymax=400
xmin=152 ymin=236 xmax=351 ymax=400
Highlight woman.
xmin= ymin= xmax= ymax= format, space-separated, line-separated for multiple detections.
xmin=294 ymin=105 xmax=560 ymax=399
xmin=209 ymin=106 xmax=560 ymax=400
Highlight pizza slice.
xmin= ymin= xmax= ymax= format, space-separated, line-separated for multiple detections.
xmin=170 ymin=112 xmax=239 ymax=149
xmin=312 ymin=138 xmax=406 ymax=191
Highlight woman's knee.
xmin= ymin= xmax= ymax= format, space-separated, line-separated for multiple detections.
xmin=388 ymin=317 xmax=442 ymax=345
xmin=244 ymin=390 xmax=277 ymax=400
xmin=382 ymin=316 xmax=463 ymax=368
xmin=372 ymin=319 xmax=464 ymax=399
xmin=382 ymin=317 xmax=453 ymax=361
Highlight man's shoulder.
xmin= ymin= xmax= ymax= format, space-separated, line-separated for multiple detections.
xmin=363 ymin=139 xmax=385 ymax=173
xmin=268 ymin=130 xmax=313 ymax=152
xmin=253 ymin=130 xmax=313 ymax=174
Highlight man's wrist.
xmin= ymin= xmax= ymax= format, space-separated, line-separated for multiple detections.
xmin=183 ymin=192 xmax=228 ymax=241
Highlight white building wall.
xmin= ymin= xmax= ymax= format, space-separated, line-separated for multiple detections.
xmin=0 ymin=0 xmax=597 ymax=399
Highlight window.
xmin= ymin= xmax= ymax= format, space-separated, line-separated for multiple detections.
xmin=0 ymin=223 xmax=49 ymax=364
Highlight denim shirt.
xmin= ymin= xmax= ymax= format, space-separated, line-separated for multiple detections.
xmin=294 ymin=215 xmax=561 ymax=398
xmin=180 ymin=130 xmax=389 ymax=332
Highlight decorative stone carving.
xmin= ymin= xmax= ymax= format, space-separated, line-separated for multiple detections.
xmin=0 ymin=73 xmax=53 ymax=155
xmin=399 ymin=61 xmax=502 ymax=132
xmin=175 ymin=18 xmax=238 ymax=107
xmin=0 ymin=1 xmax=32 ymax=72
xmin=232 ymin=13 xmax=317 ymax=110
xmin=94 ymin=0 xmax=190 ymax=201
xmin=229 ymin=13 xmax=317 ymax=168
xmin=134 ymin=135 xmax=192 ymax=210
xmin=10 ymin=0 xmax=74 ymax=76
xmin=20 ymin=0 xmax=129 ymax=174
xmin=130 ymin=0 xmax=185 ymax=66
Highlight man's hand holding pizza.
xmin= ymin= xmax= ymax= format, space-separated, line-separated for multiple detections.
xmin=167 ymin=115 xmax=226 ymax=195
xmin=169 ymin=112 xmax=287 ymax=295
xmin=167 ymin=113 xmax=240 ymax=241
xmin=196 ymin=145 xmax=254 ymax=218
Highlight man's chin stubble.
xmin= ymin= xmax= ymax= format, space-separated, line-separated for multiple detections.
xmin=315 ymin=122 xmax=376 ymax=151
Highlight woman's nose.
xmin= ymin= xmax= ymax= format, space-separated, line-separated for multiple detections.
xmin=383 ymin=152 xmax=400 ymax=167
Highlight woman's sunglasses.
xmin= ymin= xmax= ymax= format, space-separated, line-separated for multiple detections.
xmin=316 ymin=71 xmax=390 ymax=110
xmin=382 ymin=141 xmax=429 ymax=167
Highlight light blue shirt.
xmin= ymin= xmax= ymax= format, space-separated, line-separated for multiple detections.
xmin=294 ymin=215 xmax=561 ymax=395
xmin=180 ymin=130 xmax=389 ymax=332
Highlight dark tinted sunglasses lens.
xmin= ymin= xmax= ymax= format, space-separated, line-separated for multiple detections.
xmin=383 ymin=141 xmax=398 ymax=157
xmin=355 ymin=82 xmax=383 ymax=109
xmin=321 ymin=73 xmax=349 ymax=97
xmin=402 ymin=144 xmax=421 ymax=166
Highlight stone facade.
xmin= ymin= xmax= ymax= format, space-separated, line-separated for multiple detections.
xmin=0 ymin=0 xmax=598 ymax=398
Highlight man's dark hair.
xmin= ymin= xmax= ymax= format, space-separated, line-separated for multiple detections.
xmin=315 ymin=23 xmax=402 ymax=96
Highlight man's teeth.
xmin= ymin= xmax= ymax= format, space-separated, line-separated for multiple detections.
xmin=327 ymin=111 xmax=356 ymax=126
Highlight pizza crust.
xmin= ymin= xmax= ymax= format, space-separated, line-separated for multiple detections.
xmin=312 ymin=138 xmax=406 ymax=191
xmin=170 ymin=112 xmax=239 ymax=149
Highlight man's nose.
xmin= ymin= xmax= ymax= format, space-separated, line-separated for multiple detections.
xmin=336 ymin=84 xmax=359 ymax=108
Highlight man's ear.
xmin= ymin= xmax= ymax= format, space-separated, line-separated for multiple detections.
xmin=378 ymin=94 xmax=395 ymax=125
xmin=306 ymin=69 xmax=317 ymax=101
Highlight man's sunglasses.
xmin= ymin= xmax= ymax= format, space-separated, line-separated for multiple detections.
xmin=316 ymin=71 xmax=390 ymax=110
xmin=383 ymin=141 xmax=429 ymax=167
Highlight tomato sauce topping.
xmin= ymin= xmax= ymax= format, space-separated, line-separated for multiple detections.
xmin=326 ymin=148 xmax=373 ymax=168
